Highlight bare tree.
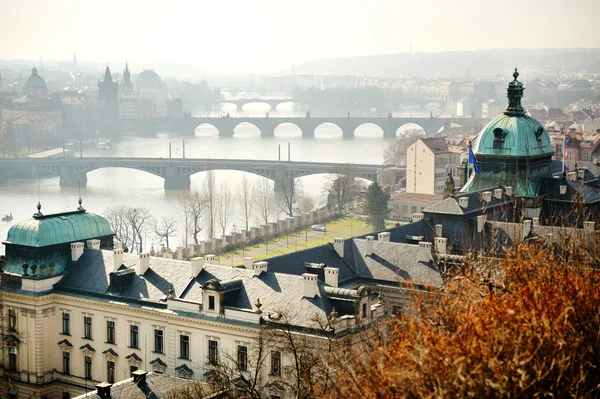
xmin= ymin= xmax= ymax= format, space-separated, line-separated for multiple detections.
xmin=298 ymin=195 xmax=315 ymax=215
xmin=153 ymin=216 xmax=177 ymax=250
xmin=383 ymin=128 xmax=425 ymax=165
xmin=217 ymin=182 xmax=234 ymax=237
xmin=328 ymin=163 xmax=359 ymax=213
xmin=203 ymin=169 xmax=217 ymax=240
xmin=254 ymin=178 xmax=276 ymax=226
xmin=180 ymin=189 xmax=206 ymax=245
xmin=125 ymin=207 xmax=152 ymax=253
xmin=105 ymin=205 xmax=135 ymax=251
xmin=275 ymin=173 xmax=302 ymax=218
xmin=237 ymin=175 xmax=255 ymax=231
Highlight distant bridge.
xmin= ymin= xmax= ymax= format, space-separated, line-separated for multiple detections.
xmin=195 ymin=98 xmax=297 ymax=111
xmin=0 ymin=157 xmax=398 ymax=190
xmin=119 ymin=116 xmax=488 ymax=137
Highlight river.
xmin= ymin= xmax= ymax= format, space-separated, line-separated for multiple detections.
xmin=0 ymin=103 xmax=435 ymax=253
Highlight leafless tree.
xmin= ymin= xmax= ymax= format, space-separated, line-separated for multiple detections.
xmin=254 ymin=178 xmax=276 ymax=226
xmin=327 ymin=163 xmax=359 ymax=213
xmin=237 ymin=175 xmax=255 ymax=231
xmin=180 ymin=190 xmax=206 ymax=245
xmin=152 ymin=216 xmax=177 ymax=250
xmin=383 ymin=128 xmax=425 ymax=165
xmin=217 ymin=182 xmax=234 ymax=237
xmin=298 ymin=195 xmax=315 ymax=215
xmin=203 ymin=169 xmax=217 ymax=240
xmin=275 ymin=173 xmax=302 ymax=218
xmin=125 ymin=207 xmax=152 ymax=253
xmin=105 ymin=205 xmax=135 ymax=251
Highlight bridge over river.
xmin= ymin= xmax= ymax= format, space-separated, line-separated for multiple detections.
xmin=0 ymin=157 xmax=400 ymax=190
xmin=120 ymin=115 xmax=487 ymax=137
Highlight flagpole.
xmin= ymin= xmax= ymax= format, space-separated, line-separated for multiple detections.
xmin=562 ymin=128 xmax=566 ymax=174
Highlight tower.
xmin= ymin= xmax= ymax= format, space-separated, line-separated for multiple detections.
xmin=97 ymin=65 xmax=119 ymax=136
xmin=73 ymin=53 xmax=78 ymax=66
xmin=121 ymin=61 xmax=133 ymax=96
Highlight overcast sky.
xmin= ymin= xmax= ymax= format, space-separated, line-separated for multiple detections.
xmin=2 ymin=0 xmax=599 ymax=74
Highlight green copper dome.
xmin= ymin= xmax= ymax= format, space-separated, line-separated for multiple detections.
xmin=4 ymin=210 xmax=114 ymax=248
xmin=24 ymin=67 xmax=47 ymax=89
xmin=473 ymin=68 xmax=553 ymax=159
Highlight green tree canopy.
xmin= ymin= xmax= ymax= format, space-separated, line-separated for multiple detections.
xmin=363 ymin=182 xmax=389 ymax=231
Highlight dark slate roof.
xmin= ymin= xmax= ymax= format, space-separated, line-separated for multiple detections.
xmin=74 ymin=372 xmax=212 ymax=399
xmin=538 ymin=177 xmax=600 ymax=204
xmin=423 ymin=189 xmax=510 ymax=215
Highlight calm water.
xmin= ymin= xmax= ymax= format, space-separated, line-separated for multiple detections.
xmin=0 ymin=103 xmax=433 ymax=253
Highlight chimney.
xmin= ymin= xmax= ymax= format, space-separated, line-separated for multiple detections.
xmin=86 ymin=239 xmax=101 ymax=250
xmin=412 ymin=213 xmax=424 ymax=223
xmin=558 ymin=183 xmax=567 ymax=195
xmin=435 ymin=224 xmax=443 ymax=237
xmin=95 ymin=382 xmax=112 ymax=399
xmin=302 ymin=273 xmax=318 ymax=298
xmin=584 ymin=221 xmax=595 ymax=232
xmin=243 ymin=257 xmax=253 ymax=269
xmin=252 ymin=261 xmax=268 ymax=276
xmin=132 ymin=369 xmax=148 ymax=386
xmin=139 ymin=253 xmax=150 ymax=275
xmin=333 ymin=238 xmax=344 ymax=258
xmin=113 ymin=248 xmax=124 ymax=271
xmin=522 ymin=220 xmax=532 ymax=238
xmin=505 ymin=186 xmax=513 ymax=196
xmin=71 ymin=242 xmax=84 ymax=262
xmin=418 ymin=242 xmax=433 ymax=263
xmin=190 ymin=256 xmax=203 ymax=278
xmin=365 ymin=236 xmax=374 ymax=256
xmin=114 ymin=241 xmax=123 ymax=250
xmin=477 ymin=215 xmax=487 ymax=233
xmin=434 ymin=237 xmax=447 ymax=255
xmin=577 ymin=168 xmax=585 ymax=180
xmin=458 ymin=197 xmax=469 ymax=208
xmin=532 ymin=217 xmax=540 ymax=226
xmin=204 ymin=254 xmax=217 ymax=266
xmin=324 ymin=267 xmax=339 ymax=287
xmin=566 ymin=172 xmax=577 ymax=181
xmin=481 ymin=191 xmax=492 ymax=203
xmin=377 ymin=232 xmax=390 ymax=242
xmin=493 ymin=188 xmax=503 ymax=199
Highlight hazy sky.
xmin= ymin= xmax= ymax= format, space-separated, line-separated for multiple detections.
xmin=1 ymin=0 xmax=599 ymax=74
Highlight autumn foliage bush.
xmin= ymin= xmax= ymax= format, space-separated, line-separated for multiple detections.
xmin=328 ymin=240 xmax=600 ymax=398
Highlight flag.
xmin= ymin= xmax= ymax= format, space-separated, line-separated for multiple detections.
xmin=468 ymin=146 xmax=481 ymax=174
xmin=562 ymin=129 xmax=567 ymax=173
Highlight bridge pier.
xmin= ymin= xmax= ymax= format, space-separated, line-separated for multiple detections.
xmin=164 ymin=175 xmax=191 ymax=190
xmin=59 ymin=172 xmax=87 ymax=188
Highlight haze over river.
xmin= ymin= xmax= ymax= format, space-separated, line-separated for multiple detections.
xmin=0 ymin=103 xmax=434 ymax=253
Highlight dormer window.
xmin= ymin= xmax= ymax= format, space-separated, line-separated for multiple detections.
xmin=493 ymin=128 xmax=506 ymax=149
xmin=535 ymin=127 xmax=544 ymax=142
xmin=208 ymin=295 xmax=215 ymax=311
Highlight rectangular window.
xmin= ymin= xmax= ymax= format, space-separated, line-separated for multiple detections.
xmin=180 ymin=335 xmax=190 ymax=359
xmin=237 ymin=345 xmax=248 ymax=371
xmin=130 ymin=325 xmax=138 ymax=348
xmin=84 ymin=317 xmax=93 ymax=339
xmin=8 ymin=309 xmax=16 ymax=331
xmin=271 ymin=351 xmax=281 ymax=376
xmin=208 ymin=295 xmax=215 ymax=310
xmin=63 ymin=352 xmax=70 ymax=375
xmin=107 ymin=361 xmax=115 ymax=384
xmin=85 ymin=356 xmax=92 ymax=380
xmin=154 ymin=329 xmax=163 ymax=353
xmin=208 ymin=340 xmax=218 ymax=364
xmin=62 ymin=393 xmax=70 ymax=399
xmin=106 ymin=321 xmax=115 ymax=344
xmin=62 ymin=313 xmax=70 ymax=335
xmin=8 ymin=348 xmax=17 ymax=371
xmin=362 ymin=303 xmax=368 ymax=318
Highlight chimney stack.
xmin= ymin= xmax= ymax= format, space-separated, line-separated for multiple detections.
xmin=559 ymin=184 xmax=567 ymax=195
xmin=71 ymin=242 xmax=84 ymax=262
xmin=434 ymin=237 xmax=447 ymax=255
xmin=493 ymin=188 xmax=503 ymax=199
xmin=333 ymin=238 xmax=344 ymax=258
xmin=132 ymin=370 xmax=148 ymax=385
xmin=95 ymin=383 xmax=112 ymax=399
xmin=505 ymin=186 xmax=513 ymax=196
xmin=243 ymin=257 xmax=253 ymax=269
xmin=458 ymin=197 xmax=469 ymax=208
xmin=584 ymin=221 xmax=595 ymax=232
xmin=302 ymin=273 xmax=318 ymax=298
xmin=86 ymin=239 xmax=101 ymax=250
xmin=324 ymin=267 xmax=339 ymax=287
xmin=114 ymin=241 xmax=123 ymax=250
xmin=204 ymin=254 xmax=217 ymax=267
xmin=477 ymin=215 xmax=487 ymax=233
xmin=113 ymin=248 xmax=124 ymax=271
xmin=190 ymin=257 xmax=203 ymax=278
xmin=522 ymin=219 xmax=532 ymax=238
xmin=481 ymin=191 xmax=492 ymax=203
xmin=377 ymin=232 xmax=390 ymax=242
xmin=435 ymin=224 xmax=443 ymax=237
xmin=412 ymin=213 xmax=424 ymax=223
xmin=418 ymin=242 xmax=433 ymax=263
xmin=365 ymin=236 xmax=374 ymax=256
xmin=139 ymin=253 xmax=150 ymax=275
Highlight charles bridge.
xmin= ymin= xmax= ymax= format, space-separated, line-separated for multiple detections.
xmin=120 ymin=115 xmax=487 ymax=137
xmin=0 ymin=157 xmax=396 ymax=190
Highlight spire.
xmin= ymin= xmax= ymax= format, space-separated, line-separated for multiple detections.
xmin=77 ymin=196 xmax=86 ymax=211
xmin=32 ymin=66 xmax=38 ymax=76
xmin=123 ymin=61 xmax=131 ymax=84
xmin=73 ymin=53 xmax=78 ymax=66
xmin=104 ymin=65 xmax=113 ymax=83
xmin=33 ymin=201 xmax=43 ymax=218
xmin=504 ymin=67 xmax=525 ymax=116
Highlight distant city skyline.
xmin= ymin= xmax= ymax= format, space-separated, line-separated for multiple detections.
xmin=1 ymin=0 xmax=599 ymax=74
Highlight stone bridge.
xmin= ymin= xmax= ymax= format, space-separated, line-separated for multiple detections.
xmin=0 ymin=157 xmax=396 ymax=190
xmin=195 ymin=98 xmax=297 ymax=111
xmin=119 ymin=116 xmax=488 ymax=137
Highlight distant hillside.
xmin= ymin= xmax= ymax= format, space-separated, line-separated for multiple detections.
xmin=283 ymin=48 xmax=600 ymax=78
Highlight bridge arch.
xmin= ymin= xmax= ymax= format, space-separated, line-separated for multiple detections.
xmin=188 ymin=166 xmax=277 ymax=182
xmin=314 ymin=122 xmax=343 ymax=138
xmin=354 ymin=122 xmax=384 ymax=138
xmin=220 ymin=102 xmax=240 ymax=111
xmin=396 ymin=122 xmax=426 ymax=137
xmin=194 ymin=123 xmax=220 ymax=137
xmin=84 ymin=167 xmax=166 ymax=189
xmin=239 ymin=101 xmax=272 ymax=113
xmin=233 ymin=122 xmax=261 ymax=138
xmin=274 ymin=122 xmax=302 ymax=138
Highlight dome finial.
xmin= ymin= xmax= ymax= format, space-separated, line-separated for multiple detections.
xmin=513 ymin=67 xmax=519 ymax=81
xmin=504 ymin=67 xmax=525 ymax=116
xmin=33 ymin=201 xmax=43 ymax=218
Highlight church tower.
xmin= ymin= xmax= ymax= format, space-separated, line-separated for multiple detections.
xmin=97 ymin=65 xmax=119 ymax=136
xmin=121 ymin=62 xmax=133 ymax=97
